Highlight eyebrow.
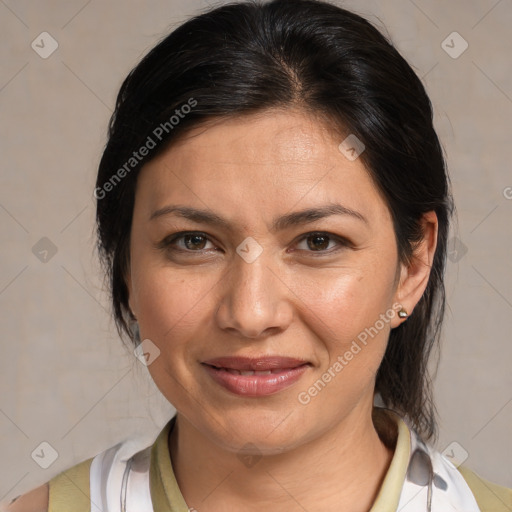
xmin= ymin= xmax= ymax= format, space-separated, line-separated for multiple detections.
xmin=150 ymin=202 xmax=368 ymax=231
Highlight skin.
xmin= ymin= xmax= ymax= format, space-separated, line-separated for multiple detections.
xmin=122 ymin=108 xmax=437 ymax=512
xmin=1 ymin=484 xmax=48 ymax=512
xmin=2 ymin=109 xmax=437 ymax=512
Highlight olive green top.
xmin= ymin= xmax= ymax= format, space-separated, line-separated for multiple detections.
xmin=48 ymin=411 xmax=512 ymax=511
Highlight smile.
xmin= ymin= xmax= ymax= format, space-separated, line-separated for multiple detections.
xmin=201 ymin=356 xmax=311 ymax=397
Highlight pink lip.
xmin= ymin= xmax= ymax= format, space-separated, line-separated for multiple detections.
xmin=201 ymin=356 xmax=310 ymax=397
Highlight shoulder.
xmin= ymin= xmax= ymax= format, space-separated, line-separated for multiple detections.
xmin=0 ymin=423 xmax=169 ymax=512
xmin=0 ymin=483 xmax=48 ymax=512
xmin=46 ymin=456 xmax=93 ymax=512
xmin=0 ymin=456 xmax=93 ymax=512
xmin=457 ymin=465 xmax=512 ymax=511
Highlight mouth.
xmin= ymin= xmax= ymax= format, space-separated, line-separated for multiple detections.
xmin=201 ymin=356 xmax=311 ymax=397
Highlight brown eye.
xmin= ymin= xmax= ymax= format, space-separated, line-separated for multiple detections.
xmin=160 ymin=231 xmax=216 ymax=253
xmin=306 ymin=234 xmax=331 ymax=251
xmin=181 ymin=234 xmax=209 ymax=250
xmin=295 ymin=232 xmax=349 ymax=255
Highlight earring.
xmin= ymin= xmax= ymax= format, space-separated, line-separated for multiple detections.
xmin=398 ymin=308 xmax=408 ymax=319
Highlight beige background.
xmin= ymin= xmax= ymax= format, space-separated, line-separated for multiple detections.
xmin=1 ymin=0 xmax=511 ymax=502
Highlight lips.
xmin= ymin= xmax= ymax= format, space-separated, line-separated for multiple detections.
xmin=201 ymin=356 xmax=311 ymax=397
xmin=211 ymin=368 xmax=282 ymax=376
xmin=202 ymin=356 xmax=309 ymax=371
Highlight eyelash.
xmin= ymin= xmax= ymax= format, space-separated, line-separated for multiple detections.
xmin=158 ymin=231 xmax=352 ymax=257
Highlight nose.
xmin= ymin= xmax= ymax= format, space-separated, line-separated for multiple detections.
xmin=215 ymin=252 xmax=294 ymax=340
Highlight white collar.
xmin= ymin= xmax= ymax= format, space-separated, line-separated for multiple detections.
xmin=88 ymin=412 xmax=481 ymax=512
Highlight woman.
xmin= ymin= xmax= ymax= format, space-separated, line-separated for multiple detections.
xmin=4 ymin=0 xmax=511 ymax=510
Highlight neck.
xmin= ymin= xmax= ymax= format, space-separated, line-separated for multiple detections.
xmin=168 ymin=404 xmax=396 ymax=512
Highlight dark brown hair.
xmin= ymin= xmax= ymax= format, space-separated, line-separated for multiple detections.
xmin=95 ymin=0 xmax=454 ymax=441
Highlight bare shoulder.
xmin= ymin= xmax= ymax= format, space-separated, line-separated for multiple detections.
xmin=0 ymin=483 xmax=49 ymax=512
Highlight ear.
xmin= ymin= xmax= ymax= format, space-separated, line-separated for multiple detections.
xmin=391 ymin=211 xmax=438 ymax=328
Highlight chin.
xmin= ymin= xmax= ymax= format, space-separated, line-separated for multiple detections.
xmin=197 ymin=402 xmax=311 ymax=454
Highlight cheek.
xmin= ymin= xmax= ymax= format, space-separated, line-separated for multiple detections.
xmin=134 ymin=267 xmax=213 ymax=343
xmin=295 ymin=271 xmax=395 ymax=405
xmin=293 ymin=264 xmax=397 ymax=400
xmin=293 ymin=260 xmax=396 ymax=341
xmin=131 ymin=265 xmax=217 ymax=406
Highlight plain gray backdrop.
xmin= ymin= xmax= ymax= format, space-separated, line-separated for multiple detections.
xmin=1 ymin=0 xmax=511 ymax=502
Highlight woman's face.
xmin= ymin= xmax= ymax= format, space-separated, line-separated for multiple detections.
xmin=127 ymin=109 xmax=417 ymax=453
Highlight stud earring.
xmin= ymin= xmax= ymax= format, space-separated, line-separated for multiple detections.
xmin=398 ymin=308 xmax=408 ymax=319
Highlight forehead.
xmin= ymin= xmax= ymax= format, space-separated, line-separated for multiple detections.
xmin=135 ymin=109 xmax=389 ymax=226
